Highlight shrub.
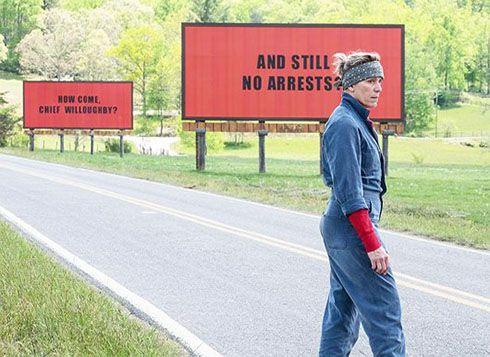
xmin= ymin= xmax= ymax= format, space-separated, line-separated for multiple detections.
xmin=224 ymin=141 xmax=252 ymax=149
xmin=405 ymin=92 xmax=436 ymax=133
xmin=9 ymin=131 xmax=29 ymax=147
xmin=179 ymin=130 xmax=224 ymax=153
xmin=437 ymin=90 xmax=461 ymax=108
xmin=0 ymin=93 xmax=19 ymax=147
xmin=104 ymin=138 xmax=134 ymax=153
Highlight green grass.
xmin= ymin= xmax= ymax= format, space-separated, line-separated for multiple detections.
xmin=0 ymin=222 xmax=186 ymax=355
xmin=430 ymin=105 xmax=490 ymax=137
xmin=1 ymin=140 xmax=488 ymax=249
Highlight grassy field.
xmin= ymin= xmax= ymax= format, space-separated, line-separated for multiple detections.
xmin=0 ymin=221 xmax=185 ymax=355
xmin=430 ymin=105 xmax=490 ymax=137
xmin=1 ymin=136 xmax=488 ymax=249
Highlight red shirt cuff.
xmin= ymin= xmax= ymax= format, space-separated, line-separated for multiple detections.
xmin=347 ymin=209 xmax=381 ymax=252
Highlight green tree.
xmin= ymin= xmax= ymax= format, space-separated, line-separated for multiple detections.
xmin=109 ymin=25 xmax=164 ymax=116
xmin=0 ymin=0 xmax=43 ymax=72
xmin=0 ymin=34 xmax=7 ymax=62
xmin=148 ymin=42 xmax=180 ymax=135
xmin=102 ymin=0 xmax=155 ymax=30
xmin=0 ymin=92 xmax=19 ymax=147
xmin=16 ymin=9 xmax=84 ymax=80
xmin=153 ymin=0 xmax=191 ymax=22
xmin=59 ymin=0 xmax=103 ymax=11
xmin=42 ymin=0 xmax=59 ymax=10
xmin=191 ymin=0 xmax=228 ymax=22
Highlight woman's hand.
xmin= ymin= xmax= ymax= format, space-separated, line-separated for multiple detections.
xmin=367 ymin=246 xmax=390 ymax=275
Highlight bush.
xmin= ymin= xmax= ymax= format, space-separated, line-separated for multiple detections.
xmin=224 ymin=141 xmax=252 ymax=149
xmin=179 ymin=130 xmax=224 ymax=153
xmin=104 ymin=138 xmax=134 ymax=153
xmin=9 ymin=131 xmax=29 ymax=147
xmin=0 ymin=94 xmax=19 ymax=147
xmin=437 ymin=90 xmax=461 ymax=108
xmin=405 ymin=92 xmax=436 ymax=133
xmin=133 ymin=115 xmax=157 ymax=136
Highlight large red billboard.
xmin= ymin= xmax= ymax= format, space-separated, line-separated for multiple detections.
xmin=23 ymin=81 xmax=133 ymax=129
xmin=183 ymin=24 xmax=404 ymax=122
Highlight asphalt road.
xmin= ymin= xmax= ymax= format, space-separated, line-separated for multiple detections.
xmin=0 ymin=153 xmax=488 ymax=356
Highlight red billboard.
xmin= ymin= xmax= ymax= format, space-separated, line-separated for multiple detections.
xmin=182 ymin=24 xmax=404 ymax=122
xmin=23 ymin=81 xmax=133 ymax=129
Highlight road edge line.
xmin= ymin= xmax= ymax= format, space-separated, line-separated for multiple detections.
xmin=0 ymin=204 xmax=222 ymax=357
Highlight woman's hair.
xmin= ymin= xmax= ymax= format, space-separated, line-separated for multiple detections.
xmin=333 ymin=51 xmax=381 ymax=79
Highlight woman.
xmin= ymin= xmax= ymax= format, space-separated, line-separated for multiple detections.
xmin=319 ymin=51 xmax=406 ymax=356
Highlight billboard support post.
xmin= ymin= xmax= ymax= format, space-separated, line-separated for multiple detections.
xmin=90 ymin=129 xmax=95 ymax=155
xmin=258 ymin=121 xmax=268 ymax=173
xmin=196 ymin=126 xmax=206 ymax=171
xmin=319 ymin=122 xmax=324 ymax=175
xmin=119 ymin=131 xmax=124 ymax=158
xmin=59 ymin=130 xmax=64 ymax=153
xmin=28 ymin=129 xmax=34 ymax=152
xmin=382 ymin=129 xmax=395 ymax=176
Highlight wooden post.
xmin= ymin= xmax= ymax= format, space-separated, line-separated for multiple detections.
xmin=59 ymin=129 xmax=64 ymax=153
xmin=29 ymin=129 xmax=35 ymax=152
xmin=319 ymin=122 xmax=326 ymax=175
xmin=119 ymin=131 xmax=124 ymax=158
xmin=382 ymin=129 xmax=395 ymax=176
xmin=195 ymin=121 xmax=206 ymax=171
xmin=319 ymin=127 xmax=323 ymax=175
xmin=258 ymin=131 xmax=268 ymax=174
xmin=90 ymin=129 xmax=95 ymax=155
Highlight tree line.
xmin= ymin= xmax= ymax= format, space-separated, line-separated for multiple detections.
xmin=0 ymin=0 xmax=488 ymax=132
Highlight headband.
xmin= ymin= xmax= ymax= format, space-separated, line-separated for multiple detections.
xmin=341 ymin=61 xmax=384 ymax=89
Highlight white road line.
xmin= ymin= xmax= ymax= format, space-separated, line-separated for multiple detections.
xmin=1 ymin=162 xmax=489 ymax=313
xmin=1 ymin=153 xmax=487 ymax=256
xmin=0 ymin=205 xmax=222 ymax=357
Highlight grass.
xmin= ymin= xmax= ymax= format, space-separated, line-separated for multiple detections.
xmin=0 ymin=222 xmax=186 ymax=356
xmin=429 ymin=104 xmax=489 ymax=137
xmin=1 ymin=138 xmax=488 ymax=249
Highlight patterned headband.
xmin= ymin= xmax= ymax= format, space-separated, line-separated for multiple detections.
xmin=341 ymin=61 xmax=384 ymax=89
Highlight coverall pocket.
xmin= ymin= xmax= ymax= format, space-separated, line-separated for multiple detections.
xmin=320 ymin=214 xmax=353 ymax=250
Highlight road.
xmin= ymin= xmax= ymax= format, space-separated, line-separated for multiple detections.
xmin=0 ymin=154 xmax=488 ymax=356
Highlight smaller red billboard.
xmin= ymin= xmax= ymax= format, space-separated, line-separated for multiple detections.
xmin=23 ymin=81 xmax=133 ymax=129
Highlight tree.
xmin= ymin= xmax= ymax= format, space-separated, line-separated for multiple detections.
xmin=147 ymin=42 xmax=180 ymax=135
xmin=0 ymin=92 xmax=19 ymax=147
xmin=109 ymin=25 xmax=164 ymax=116
xmin=101 ymin=0 xmax=155 ymax=30
xmin=59 ymin=0 xmax=104 ymax=11
xmin=42 ymin=0 xmax=59 ymax=9
xmin=0 ymin=0 xmax=43 ymax=71
xmin=75 ymin=29 xmax=120 ymax=80
xmin=191 ymin=0 xmax=228 ymax=22
xmin=153 ymin=0 xmax=191 ymax=23
xmin=16 ymin=9 xmax=84 ymax=80
xmin=0 ymin=34 xmax=7 ymax=62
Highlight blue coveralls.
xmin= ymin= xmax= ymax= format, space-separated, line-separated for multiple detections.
xmin=319 ymin=93 xmax=406 ymax=356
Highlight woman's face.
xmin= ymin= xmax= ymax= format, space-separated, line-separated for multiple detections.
xmin=347 ymin=77 xmax=383 ymax=109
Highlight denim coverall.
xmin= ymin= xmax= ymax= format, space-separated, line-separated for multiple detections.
xmin=319 ymin=93 xmax=405 ymax=356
